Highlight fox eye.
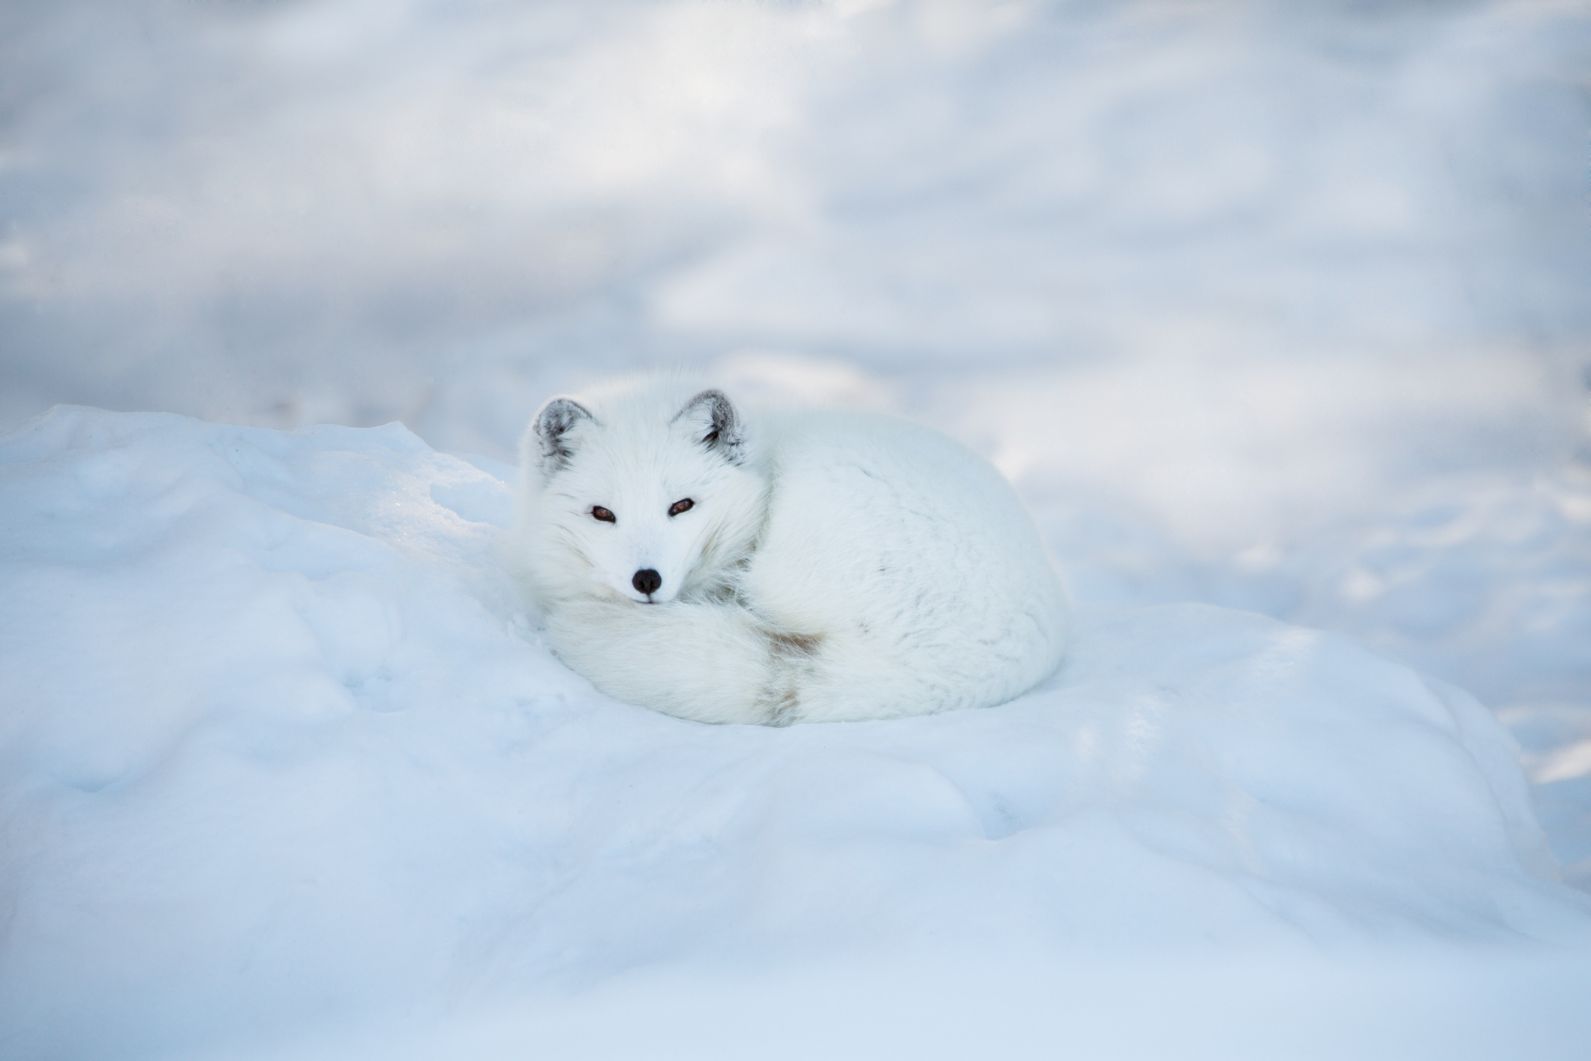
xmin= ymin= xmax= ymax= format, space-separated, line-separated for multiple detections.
xmin=591 ymin=506 xmax=616 ymax=523
xmin=668 ymin=498 xmax=694 ymax=517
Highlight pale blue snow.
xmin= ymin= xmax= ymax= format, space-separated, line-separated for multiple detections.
xmin=2 ymin=407 xmax=1589 ymax=1060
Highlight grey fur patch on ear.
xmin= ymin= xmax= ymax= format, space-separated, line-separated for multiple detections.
xmin=534 ymin=397 xmax=594 ymax=473
xmin=673 ymin=388 xmax=744 ymax=464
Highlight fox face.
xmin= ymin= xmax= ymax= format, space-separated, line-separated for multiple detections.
xmin=528 ymin=387 xmax=765 ymax=605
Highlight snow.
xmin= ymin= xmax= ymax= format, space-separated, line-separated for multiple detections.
xmin=2 ymin=406 xmax=1589 ymax=1059
xmin=3 ymin=0 xmax=1590 ymax=1056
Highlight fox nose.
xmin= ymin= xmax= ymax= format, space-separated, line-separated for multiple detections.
xmin=632 ymin=568 xmax=662 ymax=596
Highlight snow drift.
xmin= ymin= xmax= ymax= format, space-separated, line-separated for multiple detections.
xmin=2 ymin=407 xmax=1588 ymax=1060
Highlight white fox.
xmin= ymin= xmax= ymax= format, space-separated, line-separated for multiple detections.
xmin=514 ymin=377 xmax=1067 ymax=724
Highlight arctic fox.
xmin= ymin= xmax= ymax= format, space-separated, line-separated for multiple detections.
xmin=514 ymin=377 xmax=1067 ymax=725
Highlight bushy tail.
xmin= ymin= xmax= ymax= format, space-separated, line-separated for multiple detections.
xmin=542 ymin=598 xmax=804 ymax=725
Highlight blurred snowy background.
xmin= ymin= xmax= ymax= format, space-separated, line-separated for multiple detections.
xmin=4 ymin=0 xmax=1587 ymax=870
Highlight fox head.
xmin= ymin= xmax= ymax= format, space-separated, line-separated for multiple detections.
xmin=521 ymin=384 xmax=767 ymax=605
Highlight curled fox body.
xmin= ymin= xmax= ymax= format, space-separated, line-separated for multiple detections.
xmin=514 ymin=378 xmax=1067 ymax=724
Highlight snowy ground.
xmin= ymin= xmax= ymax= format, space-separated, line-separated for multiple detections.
xmin=3 ymin=0 xmax=1590 ymax=1057
xmin=3 ymin=406 xmax=1589 ymax=1060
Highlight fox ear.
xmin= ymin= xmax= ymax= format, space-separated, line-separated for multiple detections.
xmin=534 ymin=397 xmax=594 ymax=474
xmin=673 ymin=388 xmax=744 ymax=464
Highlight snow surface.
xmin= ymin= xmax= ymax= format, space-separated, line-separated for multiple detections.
xmin=2 ymin=407 xmax=1589 ymax=1059
xmin=3 ymin=0 xmax=1591 ymax=1056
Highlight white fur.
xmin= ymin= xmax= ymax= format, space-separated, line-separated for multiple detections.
xmin=513 ymin=376 xmax=1068 ymax=725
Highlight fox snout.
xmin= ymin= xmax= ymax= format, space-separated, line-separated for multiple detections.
xmin=632 ymin=568 xmax=662 ymax=598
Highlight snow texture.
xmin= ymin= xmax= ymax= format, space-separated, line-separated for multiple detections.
xmin=2 ymin=407 xmax=1589 ymax=1059
xmin=2 ymin=0 xmax=1590 ymax=1056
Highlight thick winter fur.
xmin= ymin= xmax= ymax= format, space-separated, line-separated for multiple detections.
xmin=514 ymin=376 xmax=1068 ymax=725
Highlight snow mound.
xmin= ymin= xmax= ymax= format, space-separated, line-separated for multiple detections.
xmin=2 ymin=408 xmax=1589 ymax=1060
